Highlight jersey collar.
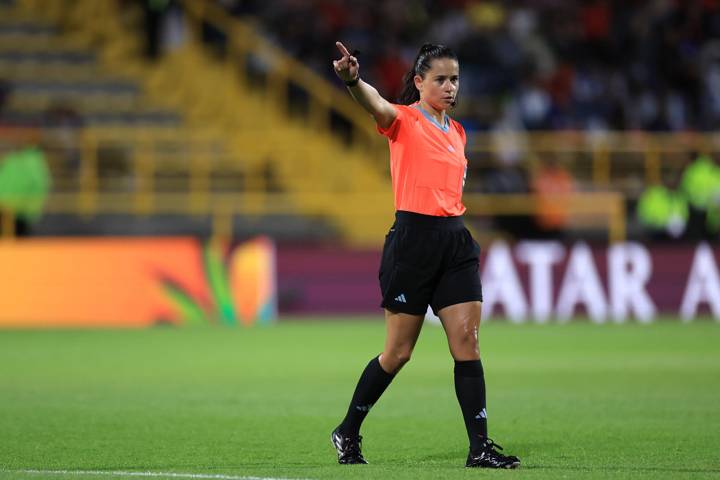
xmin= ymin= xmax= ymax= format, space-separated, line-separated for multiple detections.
xmin=414 ymin=103 xmax=450 ymax=133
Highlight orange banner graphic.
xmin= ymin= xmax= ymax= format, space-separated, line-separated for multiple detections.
xmin=0 ymin=237 xmax=276 ymax=327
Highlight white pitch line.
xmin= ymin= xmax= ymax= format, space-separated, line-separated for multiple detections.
xmin=5 ymin=470 xmax=315 ymax=480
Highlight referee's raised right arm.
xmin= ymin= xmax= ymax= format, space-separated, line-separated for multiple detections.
xmin=333 ymin=41 xmax=397 ymax=130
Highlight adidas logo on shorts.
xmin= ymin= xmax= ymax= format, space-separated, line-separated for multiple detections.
xmin=394 ymin=294 xmax=407 ymax=303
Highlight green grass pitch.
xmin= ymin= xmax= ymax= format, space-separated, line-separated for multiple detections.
xmin=0 ymin=319 xmax=718 ymax=480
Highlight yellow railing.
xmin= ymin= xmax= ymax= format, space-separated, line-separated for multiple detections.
xmin=0 ymin=190 xmax=625 ymax=243
xmin=7 ymin=124 xmax=720 ymax=243
xmin=7 ymin=126 xmax=718 ymax=242
xmin=0 ymin=129 xmax=627 ymax=243
xmin=464 ymin=192 xmax=626 ymax=243
xmin=467 ymin=131 xmax=720 ymax=191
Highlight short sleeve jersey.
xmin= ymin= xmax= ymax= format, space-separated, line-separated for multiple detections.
xmin=377 ymin=103 xmax=467 ymax=216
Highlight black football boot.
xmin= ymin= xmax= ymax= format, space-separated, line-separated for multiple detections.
xmin=465 ymin=438 xmax=520 ymax=469
xmin=331 ymin=427 xmax=368 ymax=464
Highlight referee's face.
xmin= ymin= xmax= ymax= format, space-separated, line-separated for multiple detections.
xmin=415 ymin=58 xmax=459 ymax=111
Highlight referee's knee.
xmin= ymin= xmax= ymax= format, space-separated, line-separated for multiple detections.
xmin=381 ymin=348 xmax=413 ymax=373
xmin=449 ymin=335 xmax=480 ymax=361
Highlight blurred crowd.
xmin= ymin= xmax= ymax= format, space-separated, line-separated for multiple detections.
xmin=216 ymin=0 xmax=720 ymax=133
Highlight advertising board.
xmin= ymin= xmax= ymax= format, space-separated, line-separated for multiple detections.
xmin=0 ymin=237 xmax=276 ymax=327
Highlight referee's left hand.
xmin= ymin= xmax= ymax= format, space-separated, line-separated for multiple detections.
xmin=333 ymin=41 xmax=359 ymax=83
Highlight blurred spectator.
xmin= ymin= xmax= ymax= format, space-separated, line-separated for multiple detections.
xmin=532 ymin=156 xmax=575 ymax=237
xmin=0 ymin=79 xmax=11 ymax=129
xmin=140 ymin=0 xmax=173 ymax=59
xmin=484 ymin=162 xmax=534 ymax=239
xmin=483 ymin=128 xmax=534 ymax=238
xmin=636 ymin=177 xmax=689 ymax=240
xmin=0 ymin=146 xmax=51 ymax=236
xmin=0 ymin=79 xmax=8 ymax=113
xmin=680 ymin=152 xmax=720 ymax=239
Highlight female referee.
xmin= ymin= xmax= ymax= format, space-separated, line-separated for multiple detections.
xmin=329 ymin=42 xmax=520 ymax=469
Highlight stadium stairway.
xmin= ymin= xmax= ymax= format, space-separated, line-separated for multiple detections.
xmin=0 ymin=8 xmax=181 ymax=127
xmin=7 ymin=0 xmax=394 ymax=247
xmin=137 ymin=43 xmax=395 ymax=246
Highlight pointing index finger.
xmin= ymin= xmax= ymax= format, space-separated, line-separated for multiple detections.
xmin=336 ymin=41 xmax=351 ymax=58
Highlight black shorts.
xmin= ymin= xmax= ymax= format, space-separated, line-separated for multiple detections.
xmin=379 ymin=211 xmax=483 ymax=316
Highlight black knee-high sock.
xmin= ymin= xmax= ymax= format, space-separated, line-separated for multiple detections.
xmin=338 ymin=355 xmax=395 ymax=436
xmin=454 ymin=359 xmax=488 ymax=451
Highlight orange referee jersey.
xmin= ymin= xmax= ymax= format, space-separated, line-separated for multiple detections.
xmin=377 ymin=103 xmax=467 ymax=216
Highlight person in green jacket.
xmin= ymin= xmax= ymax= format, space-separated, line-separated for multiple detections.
xmin=637 ymin=183 xmax=689 ymax=240
xmin=680 ymin=153 xmax=720 ymax=239
xmin=0 ymin=146 xmax=51 ymax=236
